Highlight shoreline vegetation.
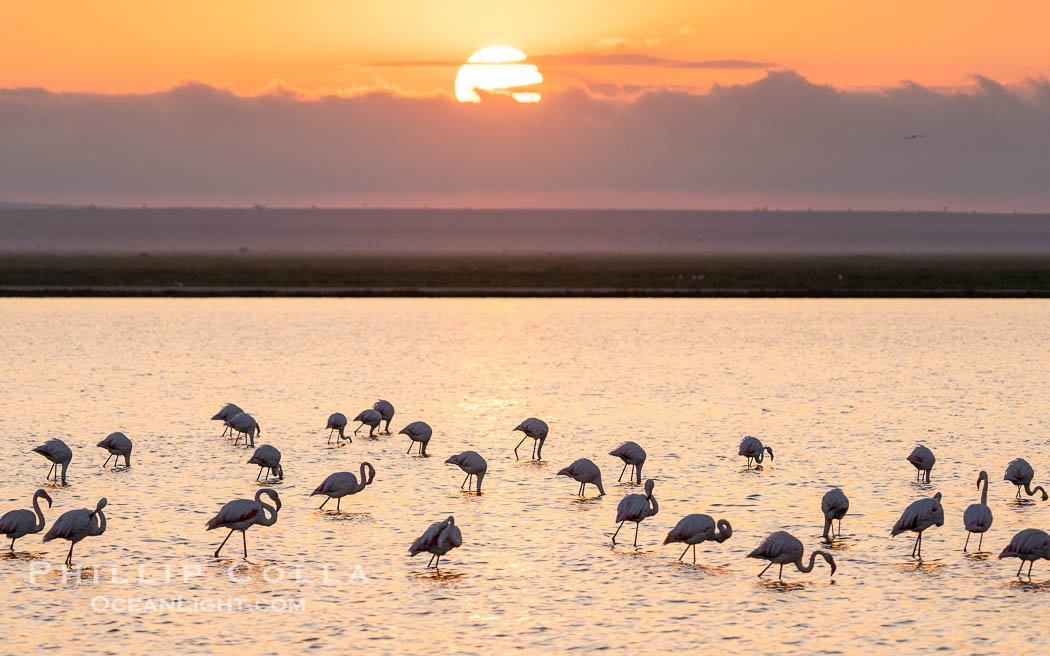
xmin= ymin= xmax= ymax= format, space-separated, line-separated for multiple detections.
xmin=4 ymin=254 xmax=1050 ymax=297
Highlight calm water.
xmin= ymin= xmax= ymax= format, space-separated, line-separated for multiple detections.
xmin=2 ymin=298 xmax=1050 ymax=654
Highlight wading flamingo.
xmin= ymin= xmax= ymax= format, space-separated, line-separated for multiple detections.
xmin=963 ymin=471 xmax=993 ymax=551
xmin=612 ymin=479 xmax=658 ymax=547
xmin=211 ymin=403 xmax=243 ymax=437
xmin=1004 ymin=458 xmax=1048 ymax=501
xmin=373 ymin=400 xmax=395 ymax=434
xmin=748 ymin=531 xmax=836 ymax=579
xmin=891 ymin=492 xmax=944 ymax=558
xmin=42 ymin=497 xmax=107 ymax=567
xmin=609 ymin=442 xmax=646 ymax=484
xmin=230 ymin=412 xmax=261 ymax=448
xmin=247 ymin=445 xmax=283 ymax=482
xmin=206 ymin=489 xmax=281 ymax=559
xmin=325 ymin=413 xmax=348 ymax=444
xmin=353 ymin=410 xmax=382 ymax=438
xmin=907 ymin=445 xmax=935 ymax=483
xmin=400 ymin=421 xmax=432 ymax=455
xmin=513 ymin=418 xmax=548 ymax=460
xmin=97 ymin=432 xmax=133 ymax=467
xmin=738 ymin=436 xmax=773 ymax=469
xmin=821 ymin=488 xmax=849 ymax=540
xmin=445 ymin=451 xmax=487 ymax=494
xmin=664 ymin=514 xmax=732 ymax=563
xmin=32 ymin=439 xmax=72 ymax=485
xmin=557 ymin=458 xmax=606 ymax=496
xmin=409 ymin=516 xmax=462 ymax=568
xmin=0 ymin=489 xmax=52 ymax=549
xmin=311 ymin=463 xmax=375 ymax=512
xmin=1000 ymin=528 xmax=1050 ymax=577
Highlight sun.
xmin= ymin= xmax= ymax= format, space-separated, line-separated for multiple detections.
xmin=455 ymin=46 xmax=543 ymax=103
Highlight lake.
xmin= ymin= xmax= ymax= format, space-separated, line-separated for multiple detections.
xmin=1 ymin=298 xmax=1048 ymax=654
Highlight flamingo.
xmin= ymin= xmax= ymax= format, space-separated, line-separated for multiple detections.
xmin=96 ymin=432 xmax=133 ymax=467
xmin=738 ymin=436 xmax=773 ymax=469
xmin=206 ymin=488 xmax=281 ymax=558
xmin=211 ymin=403 xmax=243 ymax=437
xmin=891 ymin=492 xmax=944 ymax=558
xmin=609 ymin=442 xmax=646 ymax=484
xmin=445 ymin=451 xmax=487 ymax=494
xmin=247 ymin=445 xmax=283 ymax=482
xmin=999 ymin=528 xmax=1050 ymax=577
xmin=513 ymin=418 xmax=548 ymax=460
xmin=748 ymin=531 xmax=836 ymax=579
xmin=32 ymin=439 xmax=72 ymax=485
xmin=0 ymin=489 xmax=52 ymax=549
xmin=1003 ymin=458 xmax=1048 ymax=501
xmin=311 ymin=463 xmax=375 ymax=512
xmin=229 ymin=412 xmax=261 ymax=448
xmin=612 ymin=479 xmax=658 ymax=547
xmin=42 ymin=498 xmax=107 ymax=567
xmin=373 ymin=400 xmax=395 ymax=434
xmin=409 ymin=516 xmax=462 ymax=568
xmin=353 ymin=409 xmax=382 ymax=438
xmin=664 ymin=514 xmax=732 ymax=563
xmin=821 ymin=488 xmax=849 ymax=540
xmin=557 ymin=458 xmax=606 ymax=496
xmin=963 ymin=471 xmax=993 ymax=552
xmin=325 ymin=413 xmax=348 ymax=444
xmin=907 ymin=445 xmax=935 ymax=483
xmin=400 ymin=421 xmax=432 ymax=455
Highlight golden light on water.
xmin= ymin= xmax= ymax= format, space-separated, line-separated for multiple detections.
xmin=455 ymin=46 xmax=543 ymax=103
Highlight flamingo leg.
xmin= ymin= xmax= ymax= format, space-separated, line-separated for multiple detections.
xmin=612 ymin=521 xmax=625 ymax=545
xmin=407 ymin=441 xmax=415 ymax=454
xmin=1017 ymin=561 xmax=1025 ymax=576
xmin=978 ymin=533 xmax=983 ymax=551
xmin=633 ymin=522 xmax=639 ymax=547
xmin=421 ymin=442 xmax=427 ymax=456
xmin=242 ymin=531 xmax=248 ymax=559
xmin=47 ymin=463 xmax=55 ymax=480
xmin=214 ymin=529 xmax=234 ymax=557
xmin=369 ymin=426 xmax=376 ymax=438
xmin=103 ymin=454 xmax=112 ymax=467
xmin=1029 ymin=561 xmax=1035 ymax=577
xmin=514 ymin=436 xmax=527 ymax=460
xmin=679 ymin=544 xmax=690 ymax=561
xmin=427 ymin=554 xmax=435 ymax=568
xmin=336 ymin=498 xmax=341 ymax=513
xmin=579 ymin=482 xmax=585 ymax=496
xmin=256 ymin=467 xmax=263 ymax=481
xmin=461 ymin=473 xmax=470 ymax=489
xmin=65 ymin=542 xmax=74 ymax=566
xmin=964 ymin=532 xmax=971 ymax=552
xmin=838 ymin=519 xmax=843 ymax=537
xmin=618 ymin=463 xmax=628 ymax=481
xmin=778 ymin=564 xmax=784 ymax=580
xmin=319 ymin=497 xmax=330 ymax=510
xmin=693 ymin=544 xmax=697 ymax=564
xmin=354 ymin=423 xmax=362 ymax=435
xmin=757 ymin=562 xmax=772 ymax=577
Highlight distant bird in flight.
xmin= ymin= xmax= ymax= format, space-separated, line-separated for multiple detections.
xmin=513 ymin=418 xmax=549 ymax=460
xmin=33 ymin=438 xmax=72 ymax=485
xmin=373 ymin=400 xmax=395 ymax=434
xmin=311 ymin=463 xmax=375 ymax=512
xmin=400 ymin=421 xmax=433 ymax=455
xmin=354 ymin=409 xmax=382 ymax=438
xmin=0 ymin=489 xmax=52 ymax=550
xmin=1000 ymin=528 xmax=1050 ymax=577
xmin=748 ymin=531 xmax=836 ymax=579
xmin=664 ymin=514 xmax=732 ymax=563
xmin=891 ymin=492 xmax=944 ymax=558
xmin=557 ymin=458 xmax=606 ymax=496
xmin=445 ymin=451 xmax=487 ymax=494
xmin=821 ymin=488 xmax=849 ymax=540
xmin=609 ymin=441 xmax=646 ymax=484
xmin=43 ymin=497 xmax=107 ymax=567
xmin=612 ymin=479 xmax=659 ymax=547
xmin=963 ymin=470 xmax=993 ymax=552
xmin=325 ymin=412 xmax=348 ymax=444
xmin=905 ymin=133 xmax=925 ymax=140
xmin=211 ymin=403 xmax=244 ymax=437
xmin=1004 ymin=458 xmax=1048 ymax=501
xmin=247 ymin=445 xmax=283 ymax=482
xmin=97 ymin=432 xmax=133 ymax=467
xmin=409 ymin=516 xmax=462 ymax=568
xmin=738 ymin=436 xmax=773 ymax=469
xmin=907 ymin=445 xmax=935 ymax=483
xmin=207 ymin=488 xmax=281 ymax=559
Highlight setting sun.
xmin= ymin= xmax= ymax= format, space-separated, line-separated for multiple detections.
xmin=454 ymin=46 xmax=542 ymax=103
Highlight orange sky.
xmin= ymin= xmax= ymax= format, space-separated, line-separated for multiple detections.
xmin=4 ymin=0 xmax=1049 ymax=97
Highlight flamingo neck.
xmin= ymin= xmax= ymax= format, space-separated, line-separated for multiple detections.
xmin=91 ymin=510 xmax=107 ymax=536
xmin=980 ymin=477 xmax=989 ymax=505
xmin=647 ymin=495 xmax=659 ymax=517
xmin=797 ymin=551 xmax=818 ymax=573
xmin=31 ymin=495 xmax=46 ymax=531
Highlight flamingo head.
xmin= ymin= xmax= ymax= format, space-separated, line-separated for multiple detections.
xmin=92 ymin=498 xmax=108 ymax=516
xmin=644 ymin=479 xmax=655 ymax=497
xmin=37 ymin=489 xmax=53 ymax=508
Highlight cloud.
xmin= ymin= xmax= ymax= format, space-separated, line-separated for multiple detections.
xmin=1 ymin=71 xmax=1050 ymax=208
xmin=592 ymin=36 xmax=630 ymax=50
xmin=368 ymin=53 xmax=774 ymax=70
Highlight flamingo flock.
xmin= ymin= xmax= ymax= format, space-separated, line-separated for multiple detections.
xmin=10 ymin=400 xmax=1050 ymax=580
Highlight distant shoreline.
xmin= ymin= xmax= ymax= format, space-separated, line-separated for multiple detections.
xmin=5 ymin=253 xmax=1050 ymax=297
